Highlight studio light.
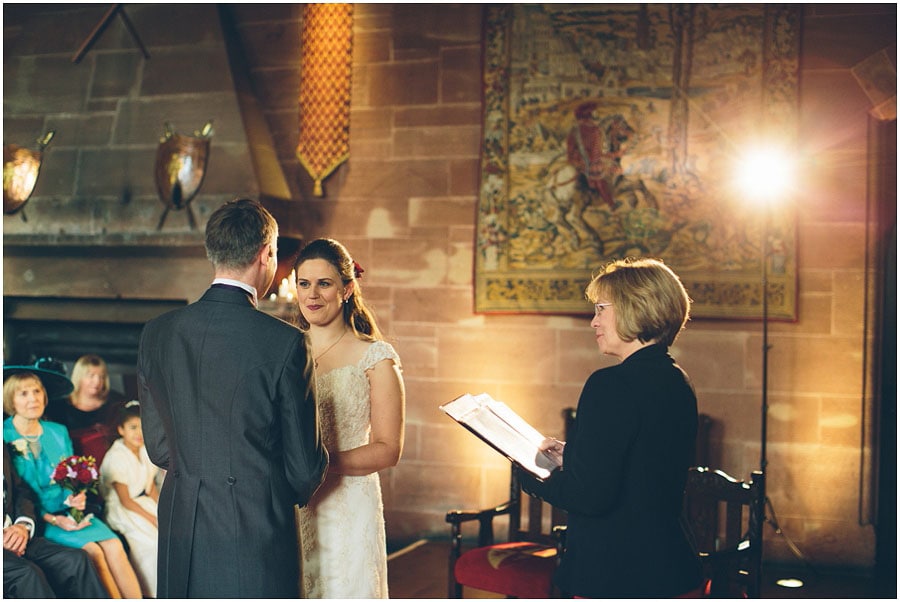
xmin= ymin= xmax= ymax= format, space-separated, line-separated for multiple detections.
xmin=734 ymin=144 xmax=804 ymax=593
xmin=734 ymin=146 xmax=796 ymax=205
xmin=733 ymin=144 xmax=797 ymax=477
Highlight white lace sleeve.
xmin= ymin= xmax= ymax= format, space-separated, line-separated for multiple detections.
xmin=361 ymin=340 xmax=401 ymax=371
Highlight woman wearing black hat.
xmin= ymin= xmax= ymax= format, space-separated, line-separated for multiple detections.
xmin=3 ymin=362 xmax=142 ymax=598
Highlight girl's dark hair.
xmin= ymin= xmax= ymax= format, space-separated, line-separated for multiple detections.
xmin=293 ymin=238 xmax=382 ymax=341
xmin=115 ymin=400 xmax=142 ymax=429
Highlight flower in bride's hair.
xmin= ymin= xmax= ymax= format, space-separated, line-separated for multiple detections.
xmin=353 ymin=261 xmax=365 ymax=280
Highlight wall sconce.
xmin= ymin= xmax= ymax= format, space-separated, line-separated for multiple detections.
xmin=3 ymin=130 xmax=55 ymax=220
xmin=155 ymin=120 xmax=213 ymax=230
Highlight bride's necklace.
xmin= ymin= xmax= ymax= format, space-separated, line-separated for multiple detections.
xmin=314 ymin=330 xmax=347 ymax=369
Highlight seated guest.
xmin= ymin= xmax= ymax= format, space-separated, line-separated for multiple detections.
xmin=4 ymin=444 xmax=108 ymax=598
xmin=100 ymin=401 xmax=159 ymax=598
xmin=44 ymin=355 xmax=126 ymax=518
xmin=45 ymin=354 xmax=126 ymax=467
xmin=3 ymin=364 xmax=142 ymax=599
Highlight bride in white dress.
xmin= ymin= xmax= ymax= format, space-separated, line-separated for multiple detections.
xmin=293 ymin=238 xmax=406 ymax=599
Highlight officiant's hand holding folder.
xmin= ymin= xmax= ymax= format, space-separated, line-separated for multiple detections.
xmin=440 ymin=393 xmax=563 ymax=480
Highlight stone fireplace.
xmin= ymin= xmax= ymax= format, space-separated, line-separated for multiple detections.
xmin=3 ymin=294 xmax=186 ymax=399
xmin=3 ymin=231 xmax=303 ymax=393
xmin=3 ymin=4 xmax=312 ymax=377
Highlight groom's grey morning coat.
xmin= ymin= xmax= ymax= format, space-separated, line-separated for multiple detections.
xmin=138 ymin=284 xmax=328 ymax=598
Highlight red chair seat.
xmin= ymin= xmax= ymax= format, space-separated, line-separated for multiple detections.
xmin=454 ymin=541 xmax=558 ymax=598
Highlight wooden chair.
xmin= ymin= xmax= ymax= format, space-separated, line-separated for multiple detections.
xmin=682 ymin=467 xmax=765 ymax=598
xmin=445 ymin=408 xmax=575 ymax=598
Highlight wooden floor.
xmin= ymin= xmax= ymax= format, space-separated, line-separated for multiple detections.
xmin=387 ymin=539 xmax=888 ymax=599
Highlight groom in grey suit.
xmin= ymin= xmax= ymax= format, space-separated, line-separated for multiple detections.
xmin=138 ymin=198 xmax=328 ymax=598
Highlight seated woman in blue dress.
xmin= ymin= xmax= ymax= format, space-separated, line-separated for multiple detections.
xmin=3 ymin=360 xmax=142 ymax=598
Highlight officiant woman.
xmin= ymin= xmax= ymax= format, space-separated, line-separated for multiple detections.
xmin=3 ymin=361 xmax=142 ymax=598
xmin=520 ymin=258 xmax=703 ymax=598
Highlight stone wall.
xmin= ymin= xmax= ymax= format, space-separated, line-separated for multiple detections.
xmin=3 ymin=3 xmax=896 ymax=570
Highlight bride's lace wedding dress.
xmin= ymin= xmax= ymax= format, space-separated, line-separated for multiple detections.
xmin=297 ymin=340 xmax=400 ymax=599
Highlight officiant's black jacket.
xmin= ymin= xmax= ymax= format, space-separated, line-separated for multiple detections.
xmin=522 ymin=343 xmax=701 ymax=598
xmin=138 ymin=284 xmax=328 ymax=598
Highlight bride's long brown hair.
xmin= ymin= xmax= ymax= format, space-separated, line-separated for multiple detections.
xmin=293 ymin=238 xmax=383 ymax=342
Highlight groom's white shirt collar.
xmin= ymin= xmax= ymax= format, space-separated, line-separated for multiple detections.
xmin=212 ymin=278 xmax=258 ymax=307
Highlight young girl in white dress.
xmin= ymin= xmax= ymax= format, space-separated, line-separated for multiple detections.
xmin=293 ymin=238 xmax=406 ymax=599
xmin=99 ymin=400 xmax=160 ymax=597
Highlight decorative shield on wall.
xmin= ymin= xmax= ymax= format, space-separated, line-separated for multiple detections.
xmin=154 ymin=121 xmax=213 ymax=230
xmin=3 ymin=131 xmax=54 ymax=219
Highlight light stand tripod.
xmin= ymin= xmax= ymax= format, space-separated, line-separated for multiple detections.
xmin=760 ymin=208 xmax=770 ymax=479
xmin=736 ymin=145 xmax=813 ymax=589
xmin=758 ymin=206 xmax=815 ymax=587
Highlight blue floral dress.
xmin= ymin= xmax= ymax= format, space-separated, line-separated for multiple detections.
xmin=3 ymin=417 xmax=118 ymax=547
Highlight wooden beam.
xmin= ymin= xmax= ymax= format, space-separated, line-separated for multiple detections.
xmin=72 ymin=4 xmax=150 ymax=64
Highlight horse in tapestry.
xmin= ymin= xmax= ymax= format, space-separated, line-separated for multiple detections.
xmin=541 ymin=108 xmax=658 ymax=252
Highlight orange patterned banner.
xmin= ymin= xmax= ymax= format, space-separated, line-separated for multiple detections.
xmin=296 ymin=3 xmax=354 ymax=197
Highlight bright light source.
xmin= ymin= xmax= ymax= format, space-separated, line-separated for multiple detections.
xmin=775 ymin=578 xmax=805 ymax=588
xmin=733 ymin=146 xmax=796 ymax=206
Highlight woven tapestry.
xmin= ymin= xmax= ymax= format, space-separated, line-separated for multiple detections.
xmin=297 ymin=3 xmax=354 ymax=197
xmin=476 ymin=4 xmax=800 ymax=318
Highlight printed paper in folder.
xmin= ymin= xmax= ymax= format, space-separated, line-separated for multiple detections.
xmin=440 ymin=392 xmax=561 ymax=480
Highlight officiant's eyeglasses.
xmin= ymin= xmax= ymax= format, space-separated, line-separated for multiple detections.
xmin=594 ymin=303 xmax=613 ymax=315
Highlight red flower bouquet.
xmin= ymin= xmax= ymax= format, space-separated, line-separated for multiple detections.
xmin=51 ymin=455 xmax=99 ymax=523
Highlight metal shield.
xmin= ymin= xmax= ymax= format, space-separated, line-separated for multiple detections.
xmin=154 ymin=133 xmax=210 ymax=210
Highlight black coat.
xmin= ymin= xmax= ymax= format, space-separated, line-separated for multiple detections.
xmin=522 ymin=344 xmax=702 ymax=598
xmin=139 ymin=285 xmax=328 ymax=598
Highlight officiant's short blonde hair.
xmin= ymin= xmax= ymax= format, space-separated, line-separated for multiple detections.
xmin=586 ymin=258 xmax=691 ymax=347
